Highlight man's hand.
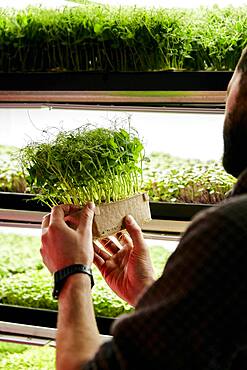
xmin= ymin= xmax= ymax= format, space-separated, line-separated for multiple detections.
xmin=93 ymin=214 xmax=155 ymax=307
xmin=40 ymin=203 xmax=95 ymax=273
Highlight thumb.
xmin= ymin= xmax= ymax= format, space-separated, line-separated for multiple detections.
xmin=124 ymin=214 xmax=146 ymax=251
xmin=50 ymin=204 xmax=70 ymax=226
xmin=78 ymin=202 xmax=95 ymax=233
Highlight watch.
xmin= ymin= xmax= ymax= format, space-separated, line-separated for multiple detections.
xmin=53 ymin=264 xmax=94 ymax=299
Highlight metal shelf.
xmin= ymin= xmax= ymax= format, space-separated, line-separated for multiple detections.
xmin=0 ymin=71 xmax=232 ymax=106
xmin=0 ymin=304 xmax=114 ymax=336
xmin=0 ymin=192 xmax=213 ymax=233
xmin=0 ymin=71 xmax=232 ymax=91
xmin=0 ymin=321 xmax=111 ymax=347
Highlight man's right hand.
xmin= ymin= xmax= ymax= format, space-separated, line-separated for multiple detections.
xmin=93 ymin=215 xmax=155 ymax=307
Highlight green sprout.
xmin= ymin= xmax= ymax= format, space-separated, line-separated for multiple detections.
xmin=142 ymin=152 xmax=236 ymax=204
xmin=3 ymin=5 xmax=246 ymax=72
xmin=0 ymin=145 xmax=26 ymax=193
xmin=19 ymin=124 xmax=145 ymax=208
xmin=0 ymin=344 xmax=55 ymax=370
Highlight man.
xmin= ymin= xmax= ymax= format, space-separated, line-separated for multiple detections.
xmin=41 ymin=47 xmax=247 ymax=370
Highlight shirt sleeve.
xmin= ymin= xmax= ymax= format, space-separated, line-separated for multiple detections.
xmin=83 ymin=195 xmax=247 ymax=370
xmin=83 ymin=340 xmax=122 ymax=370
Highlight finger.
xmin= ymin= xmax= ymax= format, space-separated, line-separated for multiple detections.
xmin=50 ymin=204 xmax=71 ymax=226
xmin=65 ymin=212 xmax=81 ymax=230
xmin=93 ymin=252 xmax=105 ymax=270
xmin=41 ymin=213 xmax=51 ymax=229
xmin=50 ymin=204 xmax=82 ymax=224
xmin=64 ymin=206 xmax=83 ymax=230
xmin=77 ymin=202 xmax=95 ymax=234
xmin=64 ymin=205 xmax=82 ymax=216
xmin=41 ymin=213 xmax=50 ymax=235
xmin=93 ymin=241 xmax=111 ymax=261
xmin=124 ymin=214 xmax=146 ymax=251
xmin=100 ymin=237 xmax=120 ymax=254
xmin=116 ymin=231 xmax=133 ymax=248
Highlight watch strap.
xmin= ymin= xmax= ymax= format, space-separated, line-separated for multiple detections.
xmin=53 ymin=264 xmax=94 ymax=299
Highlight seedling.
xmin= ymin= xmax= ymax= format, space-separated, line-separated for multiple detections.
xmin=20 ymin=124 xmax=151 ymax=237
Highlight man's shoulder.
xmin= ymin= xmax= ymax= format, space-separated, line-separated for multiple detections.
xmin=176 ymin=194 xmax=247 ymax=263
xmin=192 ymin=194 xmax=247 ymax=229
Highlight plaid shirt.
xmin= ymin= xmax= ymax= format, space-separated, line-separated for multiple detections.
xmin=84 ymin=169 xmax=247 ymax=370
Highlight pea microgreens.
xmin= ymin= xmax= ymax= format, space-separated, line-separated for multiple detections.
xmin=1 ymin=5 xmax=245 ymax=72
xmin=20 ymin=124 xmax=145 ymax=207
xmin=142 ymin=152 xmax=236 ymax=204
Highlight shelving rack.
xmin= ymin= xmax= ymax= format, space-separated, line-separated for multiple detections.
xmin=0 ymin=71 xmax=232 ymax=108
xmin=0 ymin=70 xmax=231 ymax=344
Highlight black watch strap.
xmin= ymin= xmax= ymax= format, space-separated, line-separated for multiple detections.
xmin=53 ymin=264 xmax=94 ymax=299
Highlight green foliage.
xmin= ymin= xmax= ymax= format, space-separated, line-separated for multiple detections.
xmin=68 ymin=0 xmax=91 ymax=4
xmin=0 ymin=144 xmax=17 ymax=155
xmin=185 ymin=6 xmax=247 ymax=71
xmin=0 ymin=342 xmax=29 ymax=355
xmin=149 ymin=245 xmax=171 ymax=277
xmin=0 ymin=250 xmax=170 ymax=317
xmin=1 ymin=143 xmax=236 ymax=204
xmin=0 ymin=267 xmax=133 ymax=316
xmin=0 ymin=269 xmax=57 ymax=309
xmin=19 ymin=124 xmax=144 ymax=207
xmin=0 ymin=145 xmax=26 ymax=193
xmin=0 ymin=232 xmax=170 ymax=317
xmin=1 ymin=142 xmax=236 ymax=204
xmin=68 ymin=0 xmax=94 ymax=5
xmin=0 ymin=345 xmax=55 ymax=369
xmin=0 ymin=5 xmax=189 ymax=72
xmin=143 ymin=153 xmax=236 ymax=204
xmin=0 ymin=234 xmax=43 ymax=277
xmin=1 ymin=4 xmax=242 ymax=72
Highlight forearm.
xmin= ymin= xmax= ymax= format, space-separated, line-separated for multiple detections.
xmin=56 ymin=274 xmax=101 ymax=370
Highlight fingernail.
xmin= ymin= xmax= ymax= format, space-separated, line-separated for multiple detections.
xmin=88 ymin=202 xmax=95 ymax=211
xmin=125 ymin=214 xmax=133 ymax=224
xmin=42 ymin=213 xmax=50 ymax=219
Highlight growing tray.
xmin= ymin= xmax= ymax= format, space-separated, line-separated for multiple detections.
xmin=0 ymin=71 xmax=232 ymax=91
xmin=0 ymin=304 xmax=114 ymax=335
xmin=0 ymin=71 xmax=232 ymax=107
xmin=63 ymin=193 xmax=152 ymax=238
xmin=92 ymin=193 xmax=151 ymax=238
xmin=0 ymin=191 xmax=213 ymax=222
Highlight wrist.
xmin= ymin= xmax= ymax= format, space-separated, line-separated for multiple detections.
xmin=59 ymin=273 xmax=91 ymax=299
xmin=53 ymin=264 xmax=94 ymax=299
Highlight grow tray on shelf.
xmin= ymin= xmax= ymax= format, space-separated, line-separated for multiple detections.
xmin=0 ymin=304 xmax=113 ymax=336
xmin=0 ymin=191 xmax=213 ymax=228
xmin=0 ymin=71 xmax=232 ymax=106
